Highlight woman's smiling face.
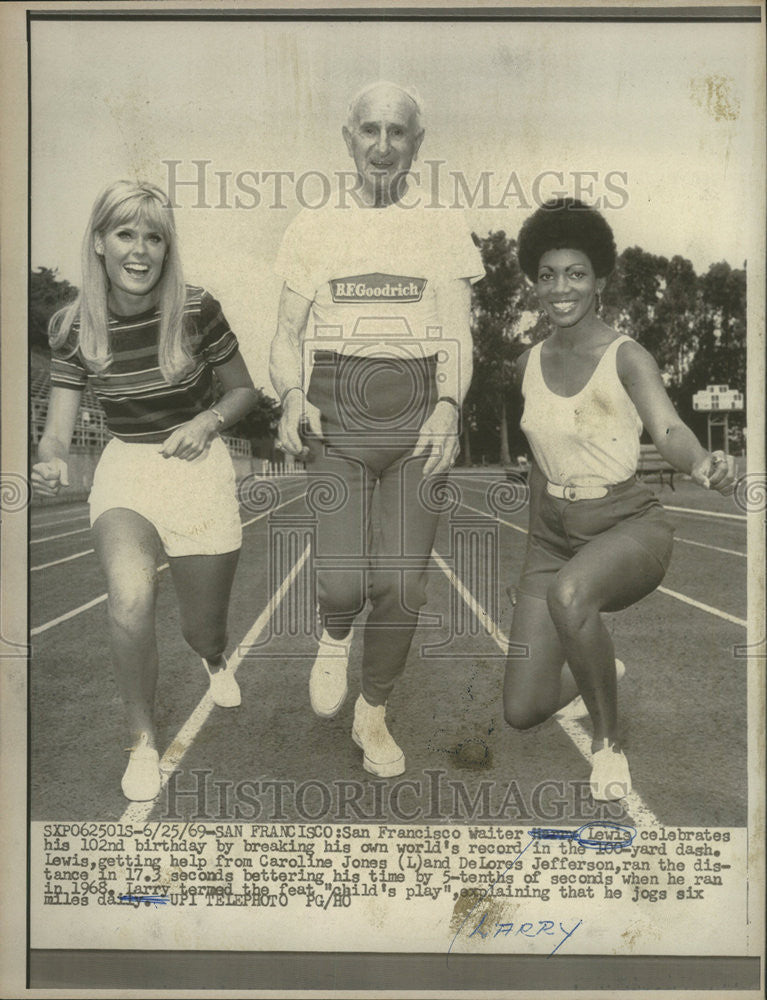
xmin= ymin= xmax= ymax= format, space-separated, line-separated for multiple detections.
xmin=95 ymin=215 xmax=167 ymax=314
xmin=535 ymin=248 xmax=605 ymax=329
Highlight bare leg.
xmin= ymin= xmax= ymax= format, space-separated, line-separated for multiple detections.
xmin=546 ymin=531 xmax=666 ymax=747
xmin=504 ymin=592 xmax=572 ymax=729
xmin=167 ymin=549 xmax=240 ymax=668
xmin=92 ymin=508 xmax=163 ymax=749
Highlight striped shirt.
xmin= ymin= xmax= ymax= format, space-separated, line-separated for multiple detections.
xmin=50 ymin=286 xmax=239 ymax=443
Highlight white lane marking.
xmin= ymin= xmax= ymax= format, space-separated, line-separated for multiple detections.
xmin=463 ymin=494 xmax=746 ymax=560
xmin=656 ymin=587 xmax=747 ymax=628
xmin=432 ymin=551 xmax=509 ymax=649
xmin=30 ymin=511 xmax=90 ymax=530
xmin=459 ymin=481 xmax=746 ymax=525
xmin=30 ymin=526 xmax=91 ymax=544
xmin=32 ymin=593 xmax=105 ymax=635
xmin=29 ymin=491 xmax=306 ymax=635
xmin=121 ymin=544 xmax=311 ymax=824
xmin=31 ymin=549 xmax=95 ymax=572
xmin=29 ymin=483 xmax=303 ymax=530
xmin=459 ymin=500 xmax=526 ymax=534
xmin=432 ymin=551 xmax=661 ymax=828
xmin=676 ymin=537 xmax=746 ymax=558
xmin=665 ymin=505 xmax=745 ymax=522
xmin=240 ymin=490 xmax=305 ymax=529
xmin=31 ymin=564 xmax=171 ymax=636
xmin=461 ymin=501 xmax=746 ymax=628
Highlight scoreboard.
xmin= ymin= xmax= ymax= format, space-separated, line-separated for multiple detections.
xmin=692 ymin=385 xmax=744 ymax=412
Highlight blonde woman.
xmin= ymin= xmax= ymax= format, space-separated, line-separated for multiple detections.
xmin=32 ymin=180 xmax=257 ymax=801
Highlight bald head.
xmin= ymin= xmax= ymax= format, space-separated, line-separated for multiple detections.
xmin=342 ymin=81 xmax=426 ymax=206
xmin=346 ymin=81 xmax=424 ymax=132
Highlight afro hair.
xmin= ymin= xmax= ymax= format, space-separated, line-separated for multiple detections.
xmin=517 ymin=198 xmax=617 ymax=281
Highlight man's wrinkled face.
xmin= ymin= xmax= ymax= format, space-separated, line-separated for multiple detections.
xmin=342 ymin=85 xmax=424 ymax=206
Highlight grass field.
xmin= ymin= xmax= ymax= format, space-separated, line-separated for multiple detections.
xmin=29 ymin=467 xmax=748 ymax=827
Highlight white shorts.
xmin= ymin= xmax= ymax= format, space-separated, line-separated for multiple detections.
xmin=89 ymin=437 xmax=243 ymax=557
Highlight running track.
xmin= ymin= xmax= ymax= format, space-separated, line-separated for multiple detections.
xmin=29 ymin=469 xmax=748 ymax=826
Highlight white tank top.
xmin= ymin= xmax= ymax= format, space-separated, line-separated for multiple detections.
xmin=520 ymin=335 xmax=642 ymax=487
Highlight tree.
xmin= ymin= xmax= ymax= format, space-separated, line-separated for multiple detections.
xmin=656 ymin=255 xmax=699 ymax=393
xmin=228 ymin=388 xmax=282 ymax=457
xmin=680 ymin=261 xmax=746 ymax=440
xmin=29 ymin=267 xmax=78 ymax=352
xmin=603 ymin=246 xmax=668 ymax=353
xmin=469 ymin=231 xmax=536 ymax=465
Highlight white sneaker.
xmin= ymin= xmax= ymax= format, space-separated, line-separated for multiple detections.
xmin=557 ymin=659 xmax=626 ymax=720
xmin=121 ymin=732 xmax=161 ymax=801
xmin=351 ymin=695 xmax=405 ymax=777
xmin=204 ymin=656 xmax=241 ymax=708
xmin=309 ymin=630 xmax=352 ymax=718
xmin=590 ymin=739 xmax=632 ymax=801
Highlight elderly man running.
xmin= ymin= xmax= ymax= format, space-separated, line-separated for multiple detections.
xmin=270 ymin=81 xmax=484 ymax=776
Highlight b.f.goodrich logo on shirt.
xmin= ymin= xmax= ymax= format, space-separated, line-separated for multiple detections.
xmin=330 ymin=273 xmax=427 ymax=303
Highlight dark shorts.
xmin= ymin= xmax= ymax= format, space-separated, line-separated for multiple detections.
xmin=516 ymin=477 xmax=675 ymax=601
xmin=307 ymin=350 xmax=438 ymax=443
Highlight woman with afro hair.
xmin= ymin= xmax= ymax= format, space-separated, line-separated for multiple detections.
xmin=504 ymin=198 xmax=735 ymax=800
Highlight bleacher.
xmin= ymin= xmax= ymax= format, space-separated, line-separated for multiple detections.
xmin=637 ymin=443 xmax=676 ymax=490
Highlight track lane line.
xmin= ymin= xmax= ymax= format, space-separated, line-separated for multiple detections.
xmin=675 ymin=537 xmax=746 ymax=558
xmin=665 ymin=505 xmax=745 ymax=522
xmin=29 ymin=482 xmax=308 ymax=544
xmin=656 ymin=587 xmax=747 ymax=628
xmin=459 ymin=500 xmax=526 ymax=535
xmin=120 ymin=543 xmax=311 ymax=824
xmin=458 ymin=501 xmax=746 ymax=627
xmin=462 ymin=494 xmax=745 ymax=559
xmin=29 ymin=484 xmax=309 ymax=564
xmin=31 ymin=564 xmax=170 ymax=636
xmin=239 ymin=487 xmax=306 ymax=529
xmin=30 ymin=512 xmax=91 ymax=530
xmin=30 ymin=526 xmax=92 ymax=545
xmin=31 ymin=549 xmax=95 ymax=572
xmin=30 ymin=491 xmax=307 ymax=634
xmin=432 ymin=550 xmax=662 ymax=828
xmin=29 ymin=474 xmax=305 ymax=525
xmin=458 ymin=479 xmax=746 ymax=525
xmin=33 ymin=593 xmax=104 ymax=634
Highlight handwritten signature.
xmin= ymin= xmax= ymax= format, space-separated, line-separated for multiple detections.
xmin=448 ymin=823 xmax=636 ymax=957
xmin=468 ymin=913 xmax=582 ymax=955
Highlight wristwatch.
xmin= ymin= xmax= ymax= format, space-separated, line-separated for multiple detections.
xmin=209 ymin=407 xmax=225 ymax=428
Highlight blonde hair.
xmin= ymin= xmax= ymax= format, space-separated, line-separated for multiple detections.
xmin=49 ymin=180 xmax=192 ymax=383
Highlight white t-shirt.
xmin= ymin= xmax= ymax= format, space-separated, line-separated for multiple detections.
xmin=274 ymin=200 xmax=484 ymax=363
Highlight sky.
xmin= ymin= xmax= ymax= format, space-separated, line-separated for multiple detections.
xmin=30 ymin=17 xmax=763 ymax=394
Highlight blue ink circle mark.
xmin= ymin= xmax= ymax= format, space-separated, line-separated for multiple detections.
xmin=575 ymin=822 xmax=635 ymax=850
